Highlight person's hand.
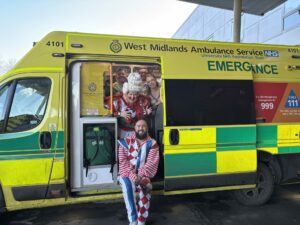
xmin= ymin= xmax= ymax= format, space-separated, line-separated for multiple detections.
xmin=135 ymin=175 xmax=142 ymax=185
xmin=120 ymin=110 xmax=131 ymax=120
xmin=144 ymin=106 xmax=152 ymax=115
xmin=140 ymin=177 xmax=152 ymax=193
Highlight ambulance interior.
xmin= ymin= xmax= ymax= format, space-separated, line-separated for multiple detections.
xmin=70 ymin=62 xmax=164 ymax=193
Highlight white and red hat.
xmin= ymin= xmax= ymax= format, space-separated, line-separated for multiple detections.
xmin=123 ymin=72 xmax=142 ymax=94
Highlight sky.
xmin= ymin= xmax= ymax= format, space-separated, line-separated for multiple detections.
xmin=0 ymin=0 xmax=197 ymax=61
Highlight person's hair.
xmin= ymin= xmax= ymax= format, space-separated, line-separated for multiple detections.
xmin=139 ymin=67 xmax=148 ymax=72
xmin=117 ymin=68 xmax=126 ymax=75
xmin=135 ymin=119 xmax=149 ymax=128
xmin=146 ymin=73 xmax=159 ymax=88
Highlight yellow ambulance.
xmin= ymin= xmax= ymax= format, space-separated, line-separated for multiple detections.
xmin=0 ymin=31 xmax=300 ymax=211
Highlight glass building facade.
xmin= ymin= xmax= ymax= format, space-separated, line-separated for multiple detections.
xmin=173 ymin=0 xmax=300 ymax=45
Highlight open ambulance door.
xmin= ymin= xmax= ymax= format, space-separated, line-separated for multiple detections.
xmin=69 ymin=62 xmax=118 ymax=192
xmin=68 ymin=57 xmax=162 ymax=193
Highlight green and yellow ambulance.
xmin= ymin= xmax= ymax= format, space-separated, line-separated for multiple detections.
xmin=0 ymin=31 xmax=300 ymax=211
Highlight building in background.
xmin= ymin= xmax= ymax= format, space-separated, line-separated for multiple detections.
xmin=173 ymin=0 xmax=300 ymax=45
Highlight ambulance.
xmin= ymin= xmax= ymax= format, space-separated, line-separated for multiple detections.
xmin=0 ymin=31 xmax=300 ymax=211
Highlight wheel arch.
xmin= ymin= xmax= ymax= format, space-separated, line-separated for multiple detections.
xmin=257 ymin=150 xmax=282 ymax=184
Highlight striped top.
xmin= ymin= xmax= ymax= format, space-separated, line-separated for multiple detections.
xmin=118 ymin=135 xmax=159 ymax=182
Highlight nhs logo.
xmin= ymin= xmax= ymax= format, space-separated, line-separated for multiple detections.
xmin=264 ymin=50 xmax=279 ymax=57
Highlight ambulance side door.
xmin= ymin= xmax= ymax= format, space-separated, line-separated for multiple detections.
xmin=163 ymin=79 xmax=257 ymax=192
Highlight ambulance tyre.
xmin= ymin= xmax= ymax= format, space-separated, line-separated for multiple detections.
xmin=233 ymin=163 xmax=274 ymax=206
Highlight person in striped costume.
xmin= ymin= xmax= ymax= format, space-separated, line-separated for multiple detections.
xmin=118 ymin=119 xmax=160 ymax=225
xmin=112 ymin=72 xmax=152 ymax=138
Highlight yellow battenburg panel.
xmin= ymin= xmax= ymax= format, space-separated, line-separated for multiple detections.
xmin=278 ymin=124 xmax=300 ymax=146
xmin=0 ymin=159 xmax=53 ymax=186
xmin=217 ymin=150 xmax=257 ymax=173
xmin=260 ymin=147 xmax=278 ymax=154
xmin=50 ymin=161 xmax=65 ymax=180
xmin=164 ymin=127 xmax=216 ymax=146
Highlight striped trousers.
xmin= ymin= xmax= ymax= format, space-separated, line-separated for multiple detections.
xmin=120 ymin=177 xmax=151 ymax=225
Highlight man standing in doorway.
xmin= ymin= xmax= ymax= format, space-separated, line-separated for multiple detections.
xmin=118 ymin=119 xmax=160 ymax=225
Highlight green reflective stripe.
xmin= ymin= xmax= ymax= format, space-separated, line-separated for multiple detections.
xmin=0 ymin=148 xmax=64 ymax=153
xmin=51 ymin=131 xmax=56 ymax=149
xmin=0 ymin=132 xmax=40 ymax=150
xmin=217 ymin=126 xmax=256 ymax=143
xmin=0 ymin=130 xmax=65 ymax=161
xmin=165 ymin=152 xmax=216 ymax=177
xmin=55 ymin=153 xmax=65 ymax=158
xmin=56 ymin=132 xmax=65 ymax=148
xmin=0 ymin=150 xmax=52 ymax=155
xmin=278 ymin=146 xmax=300 ymax=154
xmin=216 ymin=126 xmax=256 ymax=151
xmin=0 ymin=149 xmax=64 ymax=160
xmin=257 ymin=125 xmax=277 ymax=148
xmin=0 ymin=153 xmax=56 ymax=160
xmin=0 ymin=131 xmax=64 ymax=151
xmin=54 ymin=148 xmax=64 ymax=153
xmin=0 ymin=132 xmax=35 ymax=139
xmin=217 ymin=144 xmax=256 ymax=151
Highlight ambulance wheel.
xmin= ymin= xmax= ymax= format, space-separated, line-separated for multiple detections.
xmin=234 ymin=163 xmax=274 ymax=206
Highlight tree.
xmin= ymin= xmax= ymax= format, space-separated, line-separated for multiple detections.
xmin=0 ymin=57 xmax=17 ymax=76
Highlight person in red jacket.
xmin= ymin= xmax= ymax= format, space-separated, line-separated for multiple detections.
xmin=112 ymin=72 xmax=152 ymax=138
xmin=118 ymin=119 xmax=159 ymax=225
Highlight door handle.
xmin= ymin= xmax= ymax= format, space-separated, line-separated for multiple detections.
xmin=40 ymin=131 xmax=52 ymax=149
xmin=169 ymin=129 xmax=179 ymax=145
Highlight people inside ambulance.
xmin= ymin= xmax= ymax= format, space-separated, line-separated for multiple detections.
xmin=146 ymin=73 xmax=161 ymax=108
xmin=113 ymin=68 xmax=128 ymax=94
xmin=112 ymin=72 xmax=152 ymax=138
xmin=138 ymin=67 xmax=153 ymax=98
xmin=103 ymin=71 xmax=111 ymax=97
xmin=118 ymin=119 xmax=159 ymax=225
xmin=138 ymin=67 xmax=148 ymax=86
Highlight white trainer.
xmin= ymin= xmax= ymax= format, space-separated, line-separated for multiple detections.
xmin=129 ymin=221 xmax=138 ymax=225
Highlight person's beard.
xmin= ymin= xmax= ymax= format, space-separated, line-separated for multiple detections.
xmin=135 ymin=130 xmax=148 ymax=140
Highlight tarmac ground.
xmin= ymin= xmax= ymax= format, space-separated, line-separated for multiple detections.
xmin=1 ymin=183 xmax=300 ymax=225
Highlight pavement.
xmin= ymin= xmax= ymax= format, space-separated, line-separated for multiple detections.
xmin=1 ymin=183 xmax=300 ymax=225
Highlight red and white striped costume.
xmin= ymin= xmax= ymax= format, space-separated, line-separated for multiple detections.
xmin=112 ymin=94 xmax=151 ymax=138
xmin=118 ymin=134 xmax=159 ymax=225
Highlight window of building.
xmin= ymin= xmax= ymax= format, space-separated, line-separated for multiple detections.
xmin=285 ymin=0 xmax=300 ymax=14
xmin=165 ymin=79 xmax=255 ymax=126
xmin=284 ymin=8 xmax=300 ymax=30
xmin=6 ymin=78 xmax=51 ymax=133
xmin=0 ymin=84 xmax=10 ymax=132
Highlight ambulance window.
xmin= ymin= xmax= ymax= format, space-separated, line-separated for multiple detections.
xmin=165 ymin=79 xmax=255 ymax=126
xmin=0 ymin=84 xmax=10 ymax=132
xmin=6 ymin=78 xmax=51 ymax=133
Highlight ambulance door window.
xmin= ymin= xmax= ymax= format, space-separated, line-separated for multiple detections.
xmin=6 ymin=78 xmax=51 ymax=133
xmin=0 ymin=84 xmax=10 ymax=133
